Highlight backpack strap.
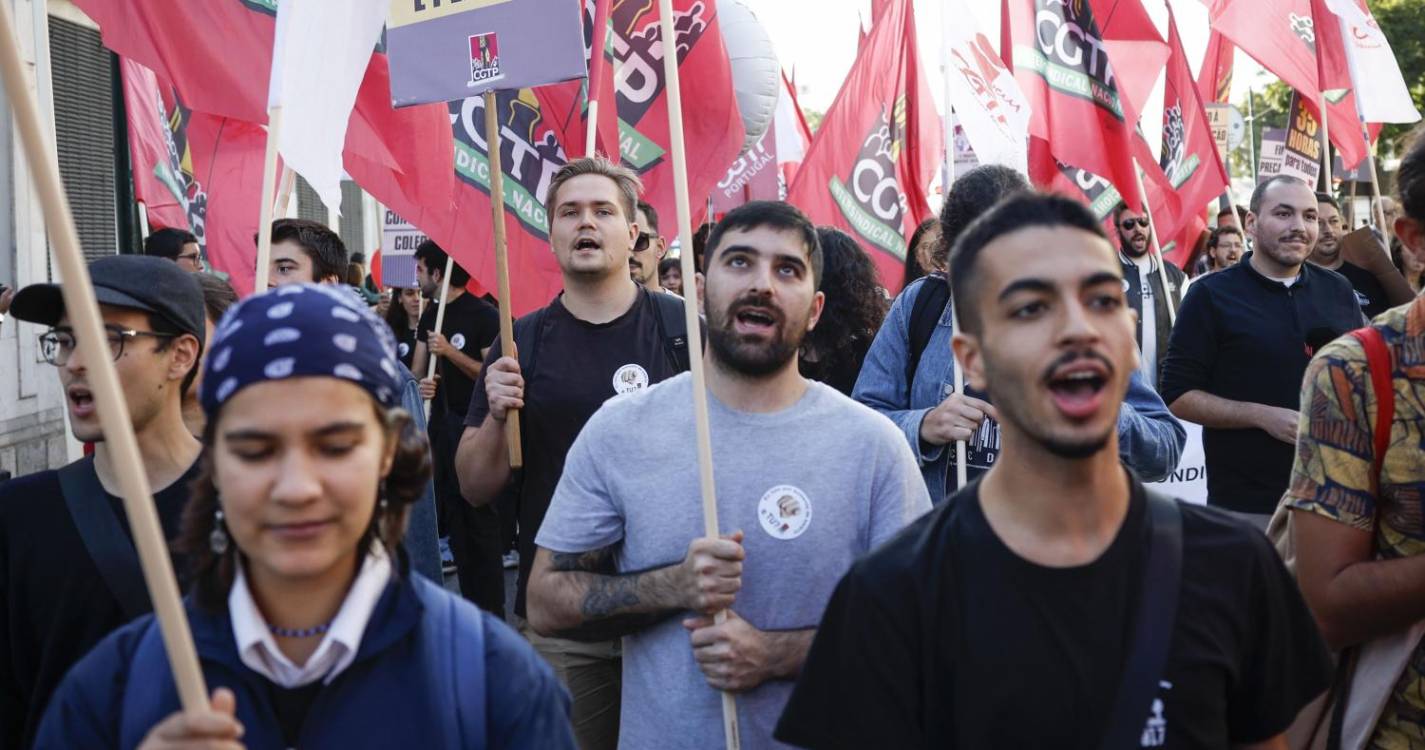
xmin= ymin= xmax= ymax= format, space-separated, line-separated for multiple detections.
xmin=57 ymin=457 xmax=150 ymax=620
xmin=1098 ymin=488 xmax=1184 ymax=750
xmin=905 ymin=275 xmax=950 ymax=392
xmin=648 ymin=288 xmax=692 ymax=373
xmin=1348 ymin=326 xmax=1395 ymax=492
xmin=415 ymin=576 xmax=488 ymax=746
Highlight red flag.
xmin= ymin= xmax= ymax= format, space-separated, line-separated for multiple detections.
xmin=184 ymin=113 xmax=268 ymax=296
xmin=536 ymin=0 xmax=744 ymax=232
xmin=1140 ymin=10 xmax=1228 ymax=244
xmin=532 ymin=0 xmax=620 ymax=159
xmin=786 ymin=0 xmax=940 ymax=295
xmin=1197 ymin=31 xmax=1235 ymax=105
xmin=119 ymin=59 xmax=190 ymax=233
xmin=1007 ymin=0 xmax=1169 ymax=210
xmin=1205 ymin=0 xmax=1369 ymax=169
xmin=75 ymin=0 xmax=457 ymax=283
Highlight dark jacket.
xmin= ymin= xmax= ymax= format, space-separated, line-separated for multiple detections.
xmin=1120 ymin=252 xmax=1186 ymax=378
xmin=34 ymin=574 xmax=575 ymax=749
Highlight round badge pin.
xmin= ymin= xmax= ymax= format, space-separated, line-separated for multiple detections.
xmin=757 ymin=485 xmax=812 ymax=540
xmin=612 ymin=363 xmax=650 ymax=394
xmin=450 ymin=332 xmax=467 ymax=351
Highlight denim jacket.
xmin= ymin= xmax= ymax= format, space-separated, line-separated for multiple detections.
xmin=398 ymin=361 xmax=444 ymax=582
xmin=853 ymin=277 xmax=1187 ymax=505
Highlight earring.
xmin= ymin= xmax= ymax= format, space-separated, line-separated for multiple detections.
xmin=379 ymin=482 xmax=390 ymax=513
xmin=210 ymin=508 xmax=230 ymax=555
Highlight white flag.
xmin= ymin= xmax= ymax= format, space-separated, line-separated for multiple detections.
xmin=267 ymin=0 xmax=388 ymax=214
xmin=940 ymin=0 xmax=1029 ymax=174
xmin=1323 ymin=0 xmax=1420 ymax=124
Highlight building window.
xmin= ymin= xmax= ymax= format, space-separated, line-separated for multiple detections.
xmin=50 ymin=18 xmax=117 ymax=263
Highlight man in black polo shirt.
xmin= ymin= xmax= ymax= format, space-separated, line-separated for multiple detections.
xmin=776 ymin=192 xmax=1331 ymax=749
xmin=456 ymin=156 xmax=692 ymax=750
xmin=411 ymin=240 xmax=502 ymax=613
xmin=1160 ymin=176 xmax=1366 ymax=527
xmin=0 ymin=256 xmax=204 ymax=748
xmin=1310 ymin=192 xmax=1390 ymax=319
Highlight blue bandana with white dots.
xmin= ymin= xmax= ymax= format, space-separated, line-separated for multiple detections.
xmin=200 ymin=283 xmax=403 ymax=418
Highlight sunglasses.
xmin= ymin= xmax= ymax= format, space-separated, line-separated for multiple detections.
xmin=633 ymin=232 xmax=655 ymax=253
xmin=1120 ymin=218 xmax=1149 ymax=230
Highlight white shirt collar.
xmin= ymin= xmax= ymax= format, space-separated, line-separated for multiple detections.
xmin=229 ymin=547 xmax=393 ymax=688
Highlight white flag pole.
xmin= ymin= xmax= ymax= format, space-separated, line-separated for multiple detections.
xmin=656 ymin=0 xmax=739 ymax=747
xmin=1133 ymin=160 xmax=1177 ymax=325
xmin=422 ymin=254 xmax=453 ymax=423
xmin=0 ymin=0 xmax=208 ymax=711
xmin=254 ymin=106 xmax=283 ymax=293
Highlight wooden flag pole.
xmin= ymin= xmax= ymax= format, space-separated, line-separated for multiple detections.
xmin=0 ymin=0 xmax=208 ymax=712
xmin=1320 ymin=101 xmax=1334 ymax=189
xmin=950 ymin=314 xmax=968 ymax=491
xmin=274 ymin=165 xmax=296 ymax=219
xmin=254 ymin=106 xmax=283 ymax=292
xmin=484 ymin=90 xmax=524 ymax=469
xmin=657 ymin=0 xmax=738 ymax=747
xmin=422 ymin=254 xmax=453 ymax=422
xmin=1362 ymin=119 xmax=1393 ymax=250
xmin=1132 ymin=161 xmax=1178 ymax=325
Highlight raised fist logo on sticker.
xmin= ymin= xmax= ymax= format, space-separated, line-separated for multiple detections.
xmin=758 ymin=485 xmax=812 ymax=540
xmin=612 ymin=364 xmax=650 ymax=395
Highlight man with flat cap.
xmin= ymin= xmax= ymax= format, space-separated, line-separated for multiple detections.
xmin=0 ymin=255 xmax=206 ymax=749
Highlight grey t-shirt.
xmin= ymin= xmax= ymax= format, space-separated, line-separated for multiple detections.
xmin=537 ymin=373 xmax=931 ymax=750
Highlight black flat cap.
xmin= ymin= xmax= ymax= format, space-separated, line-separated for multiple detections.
xmin=10 ymin=255 xmax=207 ymax=345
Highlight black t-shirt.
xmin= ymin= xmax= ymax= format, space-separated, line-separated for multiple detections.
xmin=466 ymin=290 xmax=684 ymax=616
xmin=776 ymin=478 xmax=1332 ymax=749
xmin=1337 ymin=261 xmax=1391 ymax=319
xmin=0 ymin=457 xmax=199 ymax=749
xmin=417 ymin=291 xmax=500 ymax=417
xmin=394 ymin=325 xmax=417 ymax=371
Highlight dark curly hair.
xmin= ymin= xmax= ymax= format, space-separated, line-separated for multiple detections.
xmin=180 ymin=402 xmax=433 ymax=613
xmin=800 ymin=227 xmax=887 ymax=395
xmin=938 ymin=165 xmax=1029 ymax=270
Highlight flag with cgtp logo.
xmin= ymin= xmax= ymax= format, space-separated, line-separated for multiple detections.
xmin=532 ymin=0 xmax=745 ymax=233
xmin=1197 ymin=30 xmax=1234 ymax=105
xmin=785 ymin=0 xmax=939 ymax=295
xmin=1007 ymin=0 xmax=1168 ymax=211
xmin=385 ymin=0 xmax=586 ymax=105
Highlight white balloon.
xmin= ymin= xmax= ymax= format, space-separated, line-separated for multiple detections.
xmin=720 ymin=0 xmax=780 ymax=153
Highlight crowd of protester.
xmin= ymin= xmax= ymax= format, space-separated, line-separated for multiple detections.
xmin=0 ymin=121 xmax=1423 ymax=748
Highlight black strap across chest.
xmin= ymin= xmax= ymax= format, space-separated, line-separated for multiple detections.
xmin=57 ymin=457 xmax=150 ymax=620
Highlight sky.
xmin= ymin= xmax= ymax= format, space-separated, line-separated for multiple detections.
xmin=740 ymin=0 xmax=1274 ymax=159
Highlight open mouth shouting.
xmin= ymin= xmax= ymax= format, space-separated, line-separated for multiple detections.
xmin=573 ymin=236 xmax=603 ymax=254
xmin=731 ymin=303 xmax=780 ymax=337
xmin=67 ymin=384 xmax=95 ymax=420
xmin=1044 ymin=356 xmax=1111 ymax=421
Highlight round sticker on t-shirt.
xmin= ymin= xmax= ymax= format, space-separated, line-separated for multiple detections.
xmin=612 ymin=364 xmax=649 ymax=394
xmin=758 ymin=485 xmax=812 ymax=540
xmin=398 ymin=342 xmax=411 ymax=358
xmin=449 ymin=333 xmax=467 ymax=351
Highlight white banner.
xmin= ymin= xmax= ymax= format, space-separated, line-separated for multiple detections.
xmin=1323 ymin=0 xmax=1421 ymax=124
xmin=941 ymin=0 xmax=1029 ymax=174
xmin=1148 ymin=421 xmax=1207 ymax=505
xmin=380 ymin=209 xmax=426 ymax=289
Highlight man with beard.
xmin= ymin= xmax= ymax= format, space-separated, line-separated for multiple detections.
xmin=1309 ymin=192 xmax=1390 ymax=319
xmin=631 ymin=200 xmax=671 ymax=294
xmin=1161 ymin=176 xmax=1366 ymax=528
xmin=456 ymin=157 xmax=693 ymax=750
xmin=775 ymin=193 xmax=1331 ymax=749
xmin=1113 ymin=204 xmax=1185 ymax=389
xmin=1204 ymin=226 xmax=1245 ymax=273
xmin=526 ymin=201 xmax=930 ymax=749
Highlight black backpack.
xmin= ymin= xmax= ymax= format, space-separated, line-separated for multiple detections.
xmin=514 ymin=287 xmax=691 ymax=376
xmin=904 ymin=274 xmax=951 ymax=392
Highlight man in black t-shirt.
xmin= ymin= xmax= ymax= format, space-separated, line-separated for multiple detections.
xmin=777 ymin=193 xmax=1331 ymax=749
xmin=411 ymin=240 xmax=502 ymax=613
xmin=0 ymin=256 xmax=205 ymax=749
xmin=456 ymin=156 xmax=691 ymax=750
xmin=1311 ymin=192 xmax=1390 ymax=318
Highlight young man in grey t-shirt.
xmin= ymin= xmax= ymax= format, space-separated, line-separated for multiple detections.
xmin=526 ymin=202 xmax=932 ymax=750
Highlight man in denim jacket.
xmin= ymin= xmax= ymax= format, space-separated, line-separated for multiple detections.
xmin=855 ymin=166 xmax=1185 ymax=504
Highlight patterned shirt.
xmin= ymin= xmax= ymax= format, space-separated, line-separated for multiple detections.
xmin=1284 ymin=295 xmax=1425 ymax=748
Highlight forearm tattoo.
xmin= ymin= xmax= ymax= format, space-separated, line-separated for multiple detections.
xmin=546 ymin=546 xmax=677 ymax=641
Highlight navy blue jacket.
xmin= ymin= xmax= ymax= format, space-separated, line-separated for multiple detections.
xmin=33 ymin=574 xmax=574 ymax=749
xmin=1160 ymin=253 xmax=1367 ymax=514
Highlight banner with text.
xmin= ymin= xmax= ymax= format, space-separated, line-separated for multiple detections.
xmin=380 ymin=209 xmax=426 ymax=288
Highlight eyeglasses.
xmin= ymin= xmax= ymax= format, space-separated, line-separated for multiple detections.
xmin=176 ymin=252 xmax=203 ymax=266
xmin=38 ymin=326 xmax=180 ymax=366
xmin=1120 ymin=218 xmax=1149 ymax=230
xmin=633 ymin=232 xmax=655 ymax=253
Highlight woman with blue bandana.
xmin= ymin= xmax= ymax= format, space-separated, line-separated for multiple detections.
xmin=33 ymin=285 xmax=575 ymax=749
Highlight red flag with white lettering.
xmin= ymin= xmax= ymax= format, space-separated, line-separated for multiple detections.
xmin=1007 ymin=0 xmax=1169 ymax=210
xmin=532 ymin=0 xmax=620 ymax=159
xmin=785 ymin=0 xmax=939 ymax=294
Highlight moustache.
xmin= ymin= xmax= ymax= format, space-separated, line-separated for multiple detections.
xmin=1041 ymin=349 xmax=1115 ymax=384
